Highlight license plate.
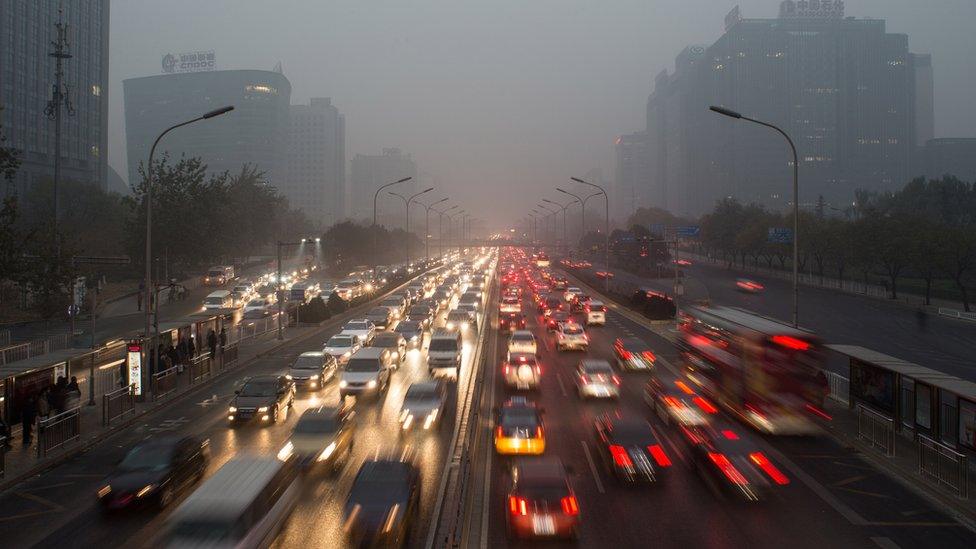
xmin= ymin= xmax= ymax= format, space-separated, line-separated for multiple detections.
xmin=532 ymin=514 xmax=556 ymax=535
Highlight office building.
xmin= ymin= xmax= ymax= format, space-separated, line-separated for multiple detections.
xmin=284 ymin=98 xmax=345 ymax=228
xmin=913 ymin=54 xmax=934 ymax=147
xmin=124 ymin=69 xmax=291 ymax=187
xmin=0 ymin=1 xmax=110 ymax=192
xmin=645 ymin=1 xmax=920 ymax=216
xmin=921 ymin=138 xmax=976 ymax=181
xmin=613 ymin=131 xmax=649 ymax=223
xmin=349 ymin=148 xmax=417 ymax=225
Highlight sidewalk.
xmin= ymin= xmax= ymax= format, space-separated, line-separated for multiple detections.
xmin=0 ymin=321 xmax=319 ymax=490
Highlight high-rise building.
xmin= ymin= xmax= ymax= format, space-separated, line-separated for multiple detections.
xmin=284 ymin=98 xmax=345 ymax=228
xmin=645 ymin=1 xmax=920 ymax=217
xmin=913 ymin=53 xmax=934 ymax=147
xmin=349 ymin=148 xmax=417 ymax=225
xmin=920 ymin=138 xmax=976 ymax=181
xmin=123 ymin=69 xmax=291 ymax=187
xmin=612 ymin=131 xmax=649 ymax=223
xmin=0 ymin=1 xmax=110 ymax=192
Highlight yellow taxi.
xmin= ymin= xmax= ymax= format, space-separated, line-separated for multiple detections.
xmin=494 ymin=397 xmax=546 ymax=455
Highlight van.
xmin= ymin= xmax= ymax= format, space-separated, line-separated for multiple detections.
xmin=165 ymin=456 xmax=298 ymax=548
xmin=203 ymin=265 xmax=235 ymax=286
xmin=203 ymin=290 xmax=233 ymax=311
xmin=428 ymin=330 xmax=462 ymax=378
xmin=339 ymin=347 xmax=393 ymax=399
xmin=586 ymin=300 xmax=607 ymax=326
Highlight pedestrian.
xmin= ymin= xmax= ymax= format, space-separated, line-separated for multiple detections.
xmin=207 ymin=328 xmax=217 ymax=359
xmin=67 ymin=376 xmax=81 ymax=395
xmin=21 ymin=394 xmax=37 ymax=445
xmin=219 ymin=327 xmax=227 ymax=354
xmin=188 ymin=335 xmax=196 ymax=359
xmin=37 ymin=388 xmax=51 ymax=420
xmin=65 ymin=376 xmax=82 ymax=409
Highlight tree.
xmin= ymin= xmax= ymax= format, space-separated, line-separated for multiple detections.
xmin=934 ymin=227 xmax=976 ymax=311
xmin=0 ymin=196 xmax=26 ymax=283
xmin=0 ymin=105 xmax=20 ymax=182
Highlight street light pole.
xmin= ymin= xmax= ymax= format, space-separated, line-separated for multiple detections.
xmin=420 ymin=197 xmax=449 ymax=262
xmin=709 ymin=105 xmax=799 ymax=327
xmin=372 ymin=176 xmax=412 ymax=256
xmin=407 ymin=187 xmax=434 ymax=263
xmin=433 ymin=204 xmax=458 ymax=258
xmin=536 ymin=203 xmax=557 ymax=249
xmin=556 ymin=187 xmax=589 ymax=248
xmin=570 ymin=177 xmax=610 ymax=292
xmin=543 ymin=198 xmax=575 ymax=254
xmin=144 ymin=105 xmax=233 ymax=387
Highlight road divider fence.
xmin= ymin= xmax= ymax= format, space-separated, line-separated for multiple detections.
xmin=826 ymin=371 xmax=850 ymax=405
xmin=0 ymin=333 xmax=69 ymax=366
xmin=37 ymin=407 xmax=81 ymax=458
xmin=102 ymin=384 xmax=135 ymax=426
xmin=151 ymin=365 xmax=180 ymax=401
xmin=857 ymin=404 xmax=896 ymax=457
xmin=189 ymin=354 xmax=213 ymax=384
xmin=938 ymin=308 xmax=976 ymax=323
xmin=918 ymin=434 xmax=969 ymax=499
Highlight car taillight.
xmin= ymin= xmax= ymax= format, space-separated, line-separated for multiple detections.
xmin=509 ymin=496 xmax=528 ymax=516
xmin=693 ymin=396 xmax=718 ymax=414
xmin=708 ymin=452 xmax=749 ymax=485
xmin=642 ymin=351 xmax=656 ymax=362
xmin=560 ymin=496 xmax=579 ymax=516
xmin=535 ymin=426 xmax=543 ymax=438
xmin=496 ymin=426 xmax=504 ymax=438
xmin=620 ymin=350 xmax=632 ymax=360
xmin=674 ymin=380 xmax=695 ymax=395
xmin=749 ymin=452 xmax=789 ymax=485
xmin=611 ymin=375 xmax=621 ymax=386
xmin=609 ymin=445 xmax=633 ymax=467
xmin=648 ymin=444 xmax=672 ymax=467
xmin=580 ymin=374 xmax=590 ymax=384
xmin=503 ymin=365 xmax=511 ymax=375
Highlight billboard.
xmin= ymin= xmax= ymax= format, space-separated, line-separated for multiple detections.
xmin=162 ymin=50 xmax=216 ymax=74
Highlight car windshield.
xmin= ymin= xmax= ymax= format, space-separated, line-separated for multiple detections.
xmin=345 ymin=358 xmax=380 ymax=372
xmin=118 ymin=443 xmax=173 ymax=471
xmin=395 ymin=322 xmax=420 ymax=333
xmin=500 ymin=408 xmax=539 ymax=428
xmin=583 ymin=363 xmax=613 ymax=375
xmin=292 ymin=356 xmax=323 ymax=369
xmin=294 ymin=416 xmax=339 ymax=434
xmin=204 ymin=297 xmax=225 ymax=305
xmin=327 ymin=336 xmax=353 ymax=348
xmin=240 ymin=381 xmax=277 ymax=396
xmin=429 ymin=339 xmax=459 ymax=352
xmin=345 ymin=321 xmax=367 ymax=330
xmin=405 ymin=385 xmax=438 ymax=400
xmin=246 ymin=299 xmax=266 ymax=307
xmin=512 ymin=333 xmax=533 ymax=342
xmin=609 ymin=422 xmax=655 ymax=445
xmin=373 ymin=334 xmax=399 ymax=347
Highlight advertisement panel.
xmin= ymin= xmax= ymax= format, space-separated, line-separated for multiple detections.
xmin=126 ymin=342 xmax=143 ymax=396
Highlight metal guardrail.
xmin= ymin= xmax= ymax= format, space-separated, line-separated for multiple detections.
xmin=189 ymin=355 xmax=213 ymax=384
xmin=151 ymin=365 xmax=180 ymax=401
xmin=102 ymin=384 xmax=135 ymax=426
xmin=0 ymin=333 xmax=69 ymax=366
xmin=0 ymin=436 xmax=6 ymax=478
xmin=918 ymin=434 xmax=969 ymax=499
xmin=826 ymin=372 xmax=850 ymax=405
xmin=232 ymin=313 xmax=288 ymax=344
xmin=221 ymin=343 xmax=240 ymax=369
xmin=0 ymin=329 xmax=9 ymax=347
xmin=938 ymin=307 xmax=976 ymax=322
xmin=857 ymin=404 xmax=896 ymax=457
xmin=37 ymin=406 xmax=81 ymax=458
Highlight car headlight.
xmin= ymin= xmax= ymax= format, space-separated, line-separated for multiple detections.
xmin=136 ymin=484 xmax=156 ymax=498
xmin=285 ymin=374 xmax=293 ymax=380
xmin=310 ymin=374 xmax=320 ymax=380
xmin=228 ymin=406 xmax=237 ymax=413
xmin=339 ymin=380 xmax=348 ymax=388
xmin=97 ymin=485 xmax=112 ymax=498
xmin=317 ymin=441 xmax=337 ymax=461
xmin=367 ymin=380 xmax=378 ymax=389
xmin=277 ymin=441 xmax=294 ymax=461
xmin=257 ymin=406 xmax=269 ymax=413
xmin=446 ymin=322 xmax=455 ymax=330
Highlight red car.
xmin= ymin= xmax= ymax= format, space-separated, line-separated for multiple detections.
xmin=506 ymin=458 xmax=580 ymax=540
xmin=499 ymin=312 xmax=527 ymax=332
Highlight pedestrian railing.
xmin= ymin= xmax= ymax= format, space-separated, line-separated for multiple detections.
xmin=857 ymin=404 xmax=896 ymax=457
xmin=0 ymin=436 xmax=6 ymax=478
xmin=221 ymin=343 xmax=240 ymax=370
xmin=151 ymin=365 xmax=180 ymax=402
xmin=189 ymin=355 xmax=213 ymax=384
xmin=0 ymin=329 xmax=9 ymax=347
xmin=826 ymin=372 xmax=850 ymax=405
xmin=37 ymin=406 xmax=81 ymax=458
xmin=233 ymin=313 xmax=289 ymax=344
xmin=918 ymin=434 xmax=969 ymax=499
xmin=102 ymin=384 xmax=135 ymax=426
xmin=938 ymin=308 xmax=976 ymax=323
xmin=0 ymin=333 xmax=70 ymax=366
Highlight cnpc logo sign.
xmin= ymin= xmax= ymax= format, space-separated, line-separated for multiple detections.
xmin=161 ymin=51 xmax=216 ymax=74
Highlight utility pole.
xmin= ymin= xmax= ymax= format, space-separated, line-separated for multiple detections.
xmin=45 ymin=4 xmax=74 ymax=243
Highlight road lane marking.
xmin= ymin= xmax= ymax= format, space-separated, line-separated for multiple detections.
xmin=832 ymin=475 xmax=868 ymax=487
xmin=871 ymin=537 xmax=900 ymax=549
xmin=580 ymin=440 xmax=606 ymax=494
xmin=556 ymin=373 xmax=569 ymax=397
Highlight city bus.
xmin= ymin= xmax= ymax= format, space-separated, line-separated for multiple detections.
xmin=677 ymin=305 xmax=828 ymax=435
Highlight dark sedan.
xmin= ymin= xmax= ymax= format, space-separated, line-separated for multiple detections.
xmin=593 ymin=415 xmax=672 ymax=484
xmin=343 ymin=459 xmax=421 ymax=548
xmin=97 ymin=435 xmax=209 ymax=511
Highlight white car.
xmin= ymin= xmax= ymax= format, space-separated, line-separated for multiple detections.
xmin=323 ymin=334 xmax=362 ymax=365
xmin=585 ymin=300 xmax=607 ymax=326
xmin=564 ymin=287 xmax=583 ymax=302
xmin=507 ymin=330 xmax=538 ymax=356
xmin=555 ymin=322 xmax=588 ymax=352
xmin=576 ymin=359 xmax=620 ymax=399
xmin=341 ymin=319 xmax=376 ymax=345
xmin=243 ymin=298 xmax=272 ymax=317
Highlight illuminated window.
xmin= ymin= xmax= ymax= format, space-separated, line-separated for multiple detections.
xmin=245 ymin=84 xmax=278 ymax=95
xmin=91 ymin=84 xmax=101 ymax=96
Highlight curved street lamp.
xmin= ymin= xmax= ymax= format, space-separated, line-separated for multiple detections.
xmin=543 ymin=197 xmax=576 ymax=252
xmin=570 ymin=177 xmax=610 ymax=292
xmin=372 ymin=176 xmax=412 ymax=253
xmin=418 ymin=197 xmax=449 ymax=261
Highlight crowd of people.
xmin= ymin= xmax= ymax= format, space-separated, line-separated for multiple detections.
xmin=9 ymin=376 xmax=83 ymax=446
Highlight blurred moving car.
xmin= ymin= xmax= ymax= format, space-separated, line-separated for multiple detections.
xmin=280 ymin=405 xmax=355 ymax=474
xmin=97 ymin=436 xmax=209 ymax=512
xmin=503 ymin=353 xmax=542 ymax=391
xmin=445 ymin=310 xmax=475 ymax=332
xmin=507 ymin=330 xmax=537 ymax=356
xmin=341 ymin=319 xmax=376 ymax=345
xmin=494 ymin=397 xmax=546 ymax=455
xmin=366 ymin=306 xmax=395 ymax=330
xmin=575 ymin=359 xmax=620 ymax=399
xmin=735 ymin=278 xmax=765 ymax=293
xmin=585 ymin=300 xmax=606 ymax=326
xmin=394 ymin=320 xmax=425 ymax=349
xmin=593 ymin=415 xmax=672 ymax=484
xmin=499 ymin=311 xmax=527 ymax=332
xmin=323 ymin=334 xmax=362 ymax=366
xmin=399 ymin=380 xmax=448 ymax=433
xmin=555 ymin=322 xmax=588 ymax=352
xmin=228 ymin=375 xmax=295 ymax=425
xmin=372 ymin=332 xmax=408 ymax=364
xmin=613 ymin=337 xmax=656 ymax=371
xmin=343 ymin=458 xmax=421 ymax=548
xmin=505 ymin=458 xmax=580 ymax=540
xmin=428 ymin=330 xmax=463 ymax=378
xmin=287 ymin=351 xmax=337 ymax=391
xmin=339 ymin=348 xmax=394 ymax=399
xmin=243 ymin=298 xmax=273 ymax=318
xmin=681 ymin=423 xmax=789 ymax=501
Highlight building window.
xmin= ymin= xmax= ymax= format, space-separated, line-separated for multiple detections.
xmin=90 ymin=145 xmax=100 ymax=157
xmin=91 ymin=84 xmax=101 ymax=96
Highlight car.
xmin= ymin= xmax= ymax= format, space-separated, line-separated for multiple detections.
xmin=494 ymin=397 xmax=546 ymax=455
xmin=407 ymin=305 xmax=434 ymax=329
xmin=643 ymin=374 xmax=712 ymax=428
xmin=555 ymin=322 xmax=588 ymax=351
xmin=735 ymin=278 xmax=764 ymax=293
xmin=339 ymin=348 xmax=394 ymax=399
xmin=243 ymin=298 xmax=272 ymax=318
xmin=541 ymin=296 xmax=563 ymax=317
xmin=428 ymin=330 xmax=463 ymax=378
xmin=433 ymin=289 xmax=452 ymax=309
xmin=366 ymin=306 xmax=395 ymax=329
xmin=595 ymin=271 xmax=614 ymax=279
xmin=507 ymin=330 xmax=537 ymax=356
xmin=380 ymin=295 xmax=408 ymax=319
xmin=281 ymin=405 xmax=356 ymax=474
xmin=343 ymin=459 xmax=421 ymax=548
xmin=563 ymin=287 xmax=583 ymax=302
xmin=323 ymin=334 xmax=362 ymax=365
xmin=228 ymin=375 xmax=295 ymax=424
xmin=394 ymin=320 xmax=425 ymax=349
xmin=575 ymin=359 xmax=620 ymax=399
xmin=682 ymin=422 xmax=789 ymax=501
xmin=286 ymin=351 xmax=338 ymax=391
xmin=341 ymin=319 xmax=376 ymax=345
xmin=445 ymin=310 xmax=475 ymax=332
xmin=499 ymin=312 xmax=527 ymax=332
xmin=613 ymin=337 xmax=656 ymax=371
xmin=594 ymin=415 xmax=673 ymax=484
xmin=505 ymin=458 xmax=580 ymax=540
xmin=399 ymin=380 xmax=448 ymax=433
xmin=584 ymin=300 xmax=606 ymax=325
xmin=372 ymin=331 xmax=407 ymax=364
xmin=97 ymin=436 xmax=210 ymax=511
xmin=499 ymin=294 xmax=521 ymax=314
xmin=459 ymin=292 xmax=482 ymax=310
xmin=503 ymin=353 xmax=541 ymax=390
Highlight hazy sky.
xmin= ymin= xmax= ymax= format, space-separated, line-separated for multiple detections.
xmin=109 ymin=0 xmax=976 ymax=225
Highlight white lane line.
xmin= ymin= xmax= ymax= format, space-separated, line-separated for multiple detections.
xmin=870 ymin=537 xmax=901 ymax=549
xmin=556 ymin=373 xmax=569 ymax=397
xmin=580 ymin=440 xmax=606 ymax=494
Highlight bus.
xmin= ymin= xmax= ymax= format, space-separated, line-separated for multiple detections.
xmin=677 ymin=305 xmax=827 ymax=435
xmin=165 ymin=456 xmax=299 ymax=548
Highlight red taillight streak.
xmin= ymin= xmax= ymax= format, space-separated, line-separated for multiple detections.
xmin=621 ymin=350 xmax=633 ymax=360
xmin=643 ymin=351 xmax=656 ymax=362
xmin=674 ymin=380 xmax=695 ymax=395
xmin=749 ymin=452 xmax=790 ymax=485
xmin=708 ymin=453 xmax=749 ymax=485
xmin=611 ymin=375 xmax=621 ymax=386
xmin=722 ymin=430 xmax=739 ymax=440
xmin=770 ymin=335 xmax=810 ymax=351
xmin=648 ymin=444 xmax=672 ymax=467
xmin=662 ymin=396 xmax=683 ymax=408
xmin=805 ymin=403 xmax=832 ymax=420
xmin=609 ymin=445 xmax=633 ymax=467
xmin=561 ymin=496 xmax=579 ymax=516
xmin=693 ymin=396 xmax=718 ymax=414
xmin=580 ymin=374 xmax=590 ymax=384
xmin=496 ymin=426 xmax=504 ymax=438
xmin=509 ymin=496 xmax=528 ymax=516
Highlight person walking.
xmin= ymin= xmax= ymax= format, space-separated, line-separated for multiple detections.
xmin=37 ymin=388 xmax=51 ymax=421
xmin=219 ymin=327 xmax=227 ymax=355
xmin=207 ymin=329 xmax=217 ymax=359
xmin=21 ymin=394 xmax=37 ymax=445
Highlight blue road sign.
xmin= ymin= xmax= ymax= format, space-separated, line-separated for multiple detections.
xmin=675 ymin=226 xmax=700 ymax=237
xmin=768 ymin=227 xmax=794 ymax=244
